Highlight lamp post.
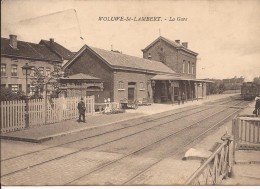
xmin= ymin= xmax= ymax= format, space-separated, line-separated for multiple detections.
xmin=22 ymin=63 xmax=33 ymax=128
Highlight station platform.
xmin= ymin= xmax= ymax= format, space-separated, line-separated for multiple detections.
xmin=0 ymin=93 xmax=239 ymax=143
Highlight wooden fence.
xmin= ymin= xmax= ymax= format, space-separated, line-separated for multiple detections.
xmin=185 ymin=134 xmax=234 ymax=185
xmin=1 ymin=96 xmax=94 ymax=133
xmin=232 ymin=115 xmax=260 ymax=150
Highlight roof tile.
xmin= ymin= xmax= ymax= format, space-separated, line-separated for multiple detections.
xmin=1 ymin=38 xmax=61 ymax=62
xmin=90 ymin=47 xmax=175 ymax=74
xmin=40 ymin=40 xmax=74 ymax=60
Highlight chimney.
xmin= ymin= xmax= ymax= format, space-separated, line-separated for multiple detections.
xmin=50 ymin=38 xmax=54 ymax=48
xmin=175 ymin=40 xmax=180 ymax=44
xmin=182 ymin=42 xmax=188 ymax=48
xmin=9 ymin=35 xmax=18 ymax=49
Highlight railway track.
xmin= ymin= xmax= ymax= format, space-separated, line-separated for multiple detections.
xmin=1 ymin=99 xmax=249 ymax=185
xmin=66 ymin=101 xmax=246 ymax=185
xmin=1 ymin=106 xmax=219 ymax=177
xmin=1 ymin=96 xmax=237 ymax=162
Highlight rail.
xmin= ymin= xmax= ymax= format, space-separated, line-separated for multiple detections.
xmin=185 ymin=133 xmax=234 ymax=185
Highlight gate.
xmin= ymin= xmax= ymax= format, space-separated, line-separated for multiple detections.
xmin=185 ymin=134 xmax=234 ymax=185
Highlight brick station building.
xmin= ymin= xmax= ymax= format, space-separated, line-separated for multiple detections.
xmin=62 ymin=45 xmax=176 ymax=103
xmin=142 ymin=36 xmax=210 ymax=103
xmin=63 ymin=36 xmax=211 ymax=104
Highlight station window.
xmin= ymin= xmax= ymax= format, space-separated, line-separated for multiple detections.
xmin=188 ymin=62 xmax=190 ymax=74
xmin=182 ymin=60 xmax=185 ymax=73
xmin=1 ymin=64 xmax=6 ymax=76
xmin=31 ymin=66 xmax=36 ymax=76
xmin=9 ymin=84 xmax=19 ymax=93
xmin=118 ymin=81 xmax=124 ymax=90
xmin=139 ymin=82 xmax=145 ymax=90
xmin=192 ymin=63 xmax=195 ymax=74
xmin=11 ymin=64 xmax=18 ymax=76
xmin=46 ymin=67 xmax=51 ymax=77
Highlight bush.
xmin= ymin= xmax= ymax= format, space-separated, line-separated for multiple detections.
xmin=0 ymin=88 xmax=26 ymax=101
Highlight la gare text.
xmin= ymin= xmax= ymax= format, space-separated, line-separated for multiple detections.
xmin=98 ymin=17 xmax=188 ymax=22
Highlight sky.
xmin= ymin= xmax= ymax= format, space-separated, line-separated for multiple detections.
xmin=1 ymin=0 xmax=260 ymax=80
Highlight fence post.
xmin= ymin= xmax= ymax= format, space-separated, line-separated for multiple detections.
xmin=221 ymin=133 xmax=234 ymax=178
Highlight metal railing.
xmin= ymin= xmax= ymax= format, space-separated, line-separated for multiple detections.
xmin=185 ymin=134 xmax=234 ymax=185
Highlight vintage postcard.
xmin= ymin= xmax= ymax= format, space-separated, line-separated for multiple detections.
xmin=1 ymin=0 xmax=260 ymax=187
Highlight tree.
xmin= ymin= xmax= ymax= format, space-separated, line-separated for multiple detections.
xmin=30 ymin=67 xmax=45 ymax=98
xmin=219 ymin=83 xmax=225 ymax=93
xmin=30 ymin=63 xmax=64 ymax=99
xmin=253 ymin=77 xmax=260 ymax=84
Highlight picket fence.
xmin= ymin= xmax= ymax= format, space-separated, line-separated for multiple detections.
xmin=0 ymin=96 xmax=94 ymax=133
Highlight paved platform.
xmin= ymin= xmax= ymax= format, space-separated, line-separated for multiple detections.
xmin=0 ymin=93 xmax=239 ymax=143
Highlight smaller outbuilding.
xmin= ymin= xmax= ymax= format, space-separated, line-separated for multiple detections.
xmin=59 ymin=73 xmax=103 ymax=98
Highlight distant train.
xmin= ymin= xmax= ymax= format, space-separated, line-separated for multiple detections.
xmin=241 ymin=82 xmax=260 ymax=100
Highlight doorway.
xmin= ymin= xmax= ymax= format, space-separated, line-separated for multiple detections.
xmin=128 ymin=87 xmax=135 ymax=101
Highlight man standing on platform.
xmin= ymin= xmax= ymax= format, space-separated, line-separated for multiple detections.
xmin=78 ymin=98 xmax=86 ymax=122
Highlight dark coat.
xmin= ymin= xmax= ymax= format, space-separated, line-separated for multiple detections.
xmin=256 ymin=99 xmax=260 ymax=109
xmin=78 ymin=101 xmax=86 ymax=114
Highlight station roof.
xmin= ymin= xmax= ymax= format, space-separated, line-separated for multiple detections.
xmin=63 ymin=45 xmax=176 ymax=75
xmin=142 ymin=36 xmax=198 ymax=56
xmin=151 ymin=74 xmax=214 ymax=83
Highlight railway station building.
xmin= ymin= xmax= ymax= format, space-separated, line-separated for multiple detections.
xmin=62 ymin=45 xmax=176 ymax=103
xmin=142 ymin=36 xmax=211 ymax=103
xmin=62 ymin=37 xmax=211 ymax=104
